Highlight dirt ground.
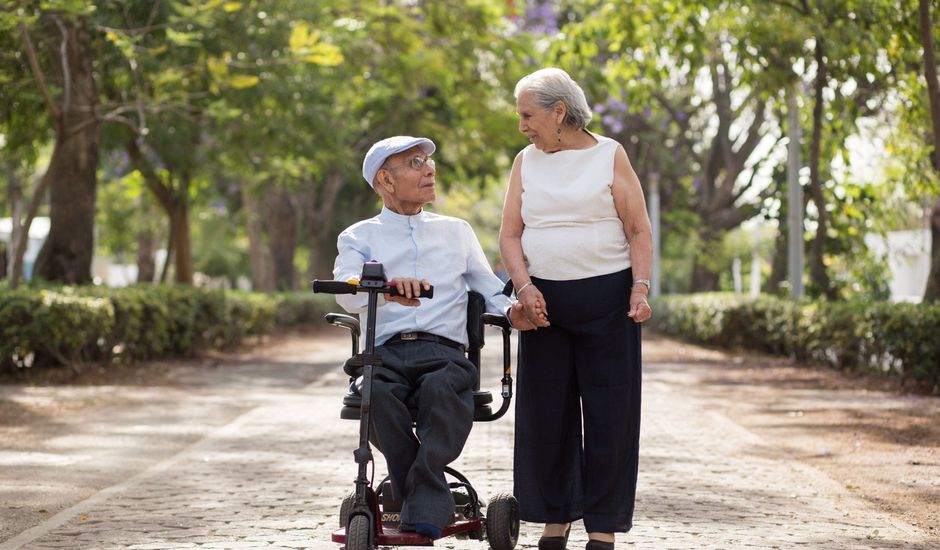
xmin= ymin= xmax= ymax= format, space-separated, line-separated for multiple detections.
xmin=1 ymin=327 xmax=937 ymax=538
xmin=642 ymin=335 xmax=939 ymax=537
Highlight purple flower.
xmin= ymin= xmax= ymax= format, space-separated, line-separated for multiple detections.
xmin=602 ymin=115 xmax=624 ymax=134
xmin=523 ymin=0 xmax=558 ymax=34
xmin=606 ymin=98 xmax=628 ymax=113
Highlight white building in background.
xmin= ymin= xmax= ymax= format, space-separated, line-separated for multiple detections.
xmin=1 ymin=216 xmax=166 ymax=286
xmin=0 ymin=216 xmax=49 ymax=281
xmin=865 ymin=229 xmax=931 ymax=302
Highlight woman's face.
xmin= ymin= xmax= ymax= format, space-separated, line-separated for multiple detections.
xmin=516 ymin=91 xmax=562 ymax=151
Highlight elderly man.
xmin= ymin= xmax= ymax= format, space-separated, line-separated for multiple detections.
xmin=332 ymin=136 xmax=545 ymax=539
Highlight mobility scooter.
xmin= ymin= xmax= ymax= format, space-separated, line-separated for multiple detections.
xmin=313 ymin=261 xmax=520 ymax=550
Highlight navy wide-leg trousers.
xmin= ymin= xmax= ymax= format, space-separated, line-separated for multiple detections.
xmin=513 ymin=268 xmax=642 ymax=533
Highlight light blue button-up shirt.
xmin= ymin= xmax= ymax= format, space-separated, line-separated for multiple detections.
xmin=333 ymin=207 xmax=513 ymax=347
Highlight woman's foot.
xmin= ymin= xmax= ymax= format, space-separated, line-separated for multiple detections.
xmin=538 ymin=523 xmax=571 ymax=550
xmin=585 ymin=532 xmax=615 ymax=549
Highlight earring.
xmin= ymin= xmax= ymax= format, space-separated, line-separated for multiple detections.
xmin=556 ymin=127 xmax=562 ymax=142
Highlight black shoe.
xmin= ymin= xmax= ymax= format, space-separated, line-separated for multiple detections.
xmin=585 ymin=540 xmax=614 ymax=550
xmin=538 ymin=525 xmax=571 ymax=550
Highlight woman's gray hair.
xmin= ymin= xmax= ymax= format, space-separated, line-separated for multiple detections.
xmin=514 ymin=68 xmax=592 ymax=130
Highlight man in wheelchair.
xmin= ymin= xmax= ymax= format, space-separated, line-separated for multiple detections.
xmin=332 ymin=136 xmax=544 ymax=540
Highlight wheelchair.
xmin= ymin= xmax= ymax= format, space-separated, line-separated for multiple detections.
xmin=312 ymin=261 xmax=520 ymax=550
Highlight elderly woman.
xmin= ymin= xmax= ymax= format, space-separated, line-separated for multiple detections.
xmin=499 ymin=68 xmax=653 ymax=550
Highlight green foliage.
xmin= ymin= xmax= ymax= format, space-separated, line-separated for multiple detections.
xmin=0 ymin=288 xmax=115 ymax=368
xmin=273 ymin=292 xmax=336 ymax=326
xmin=191 ymin=204 xmax=249 ymax=282
xmin=0 ymin=286 xmax=330 ymax=373
xmin=4 ymin=0 xmax=938 ymax=297
xmin=650 ymin=293 xmax=940 ymax=387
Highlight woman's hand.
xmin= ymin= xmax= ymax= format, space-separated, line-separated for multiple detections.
xmin=627 ymin=288 xmax=652 ymax=323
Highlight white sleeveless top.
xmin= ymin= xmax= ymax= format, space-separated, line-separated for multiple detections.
xmin=520 ymin=132 xmax=631 ymax=281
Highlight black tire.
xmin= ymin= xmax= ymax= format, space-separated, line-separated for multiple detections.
xmin=486 ymin=493 xmax=519 ymax=550
xmin=346 ymin=514 xmax=372 ymax=550
xmin=339 ymin=492 xmax=356 ymax=528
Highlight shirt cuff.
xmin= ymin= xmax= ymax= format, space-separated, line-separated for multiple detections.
xmin=504 ymin=302 xmax=516 ymax=328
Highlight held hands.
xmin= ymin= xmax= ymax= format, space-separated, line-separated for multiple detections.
xmin=388 ymin=277 xmax=431 ymax=307
xmin=513 ymin=282 xmax=550 ymax=330
xmin=508 ymin=301 xmax=550 ymax=331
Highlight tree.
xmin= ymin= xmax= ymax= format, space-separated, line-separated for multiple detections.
xmin=210 ymin=0 xmax=529 ymax=288
xmin=917 ymin=0 xmax=940 ymax=301
xmin=549 ymin=2 xmax=783 ymax=291
xmin=0 ymin=10 xmax=49 ymax=288
xmin=11 ymin=5 xmax=101 ymax=285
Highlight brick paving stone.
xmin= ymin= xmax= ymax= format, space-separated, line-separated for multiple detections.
xmin=1 ymin=330 xmax=935 ymax=549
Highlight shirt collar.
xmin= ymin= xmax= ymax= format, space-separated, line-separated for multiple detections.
xmin=379 ymin=206 xmax=426 ymax=225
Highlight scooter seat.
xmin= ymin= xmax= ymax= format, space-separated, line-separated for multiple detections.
xmin=340 ymin=389 xmax=494 ymax=421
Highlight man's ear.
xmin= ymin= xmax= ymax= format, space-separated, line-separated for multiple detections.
xmin=379 ymin=169 xmax=395 ymax=193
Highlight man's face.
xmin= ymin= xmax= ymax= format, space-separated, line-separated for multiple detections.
xmin=380 ymin=145 xmax=437 ymax=206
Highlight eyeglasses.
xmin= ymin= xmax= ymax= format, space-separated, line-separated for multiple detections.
xmin=384 ymin=155 xmax=435 ymax=172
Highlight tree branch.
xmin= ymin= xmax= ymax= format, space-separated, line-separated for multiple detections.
xmin=731 ymin=135 xmax=784 ymax=204
xmin=52 ymin=15 xmax=71 ymax=116
xmin=125 ymin=138 xmax=173 ymax=211
xmin=18 ymin=20 xmax=60 ymax=121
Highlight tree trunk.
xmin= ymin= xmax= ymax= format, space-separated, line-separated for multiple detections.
xmin=242 ymin=185 xmax=275 ymax=292
xmin=308 ymin=231 xmax=336 ymax=281
xmin=919 ymin=0 xmax=940 ymax=302
xmin=768 ymin=219 xmax=788 ymax=294
xmin=264 ymin=184 xmax=298 ymax=291
xmin=124 ymin=139 xmax=193 ymax=285
xmin=807 ymin=38 xmax=836 ymax=300
xmin=305 ymin=170 xmax=346 ymax=282
xmin=136 ymin=227 xmax=156 ymax=283
xmin=159 ymin=226 xmax=173 ymax=283
xmin=169 ymin=194 xmax=193 ymax=285
xmin=925 ymin=196 xmax=940 ymax=301
xmin=690 ymin=227 xmax=722 ymax=291
xmin=32 ymin=16 xmax=100 ymax=285
xmin=6 ymin=168 xmax=22 ymax=281
xmin=10 ymin=173 xmax=51 ymax=289
xmin=690 ymin=257 xmax=721 ymax=292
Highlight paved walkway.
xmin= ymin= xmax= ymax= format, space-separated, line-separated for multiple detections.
xmin=0 ymin=331 xmax=934 ymax=549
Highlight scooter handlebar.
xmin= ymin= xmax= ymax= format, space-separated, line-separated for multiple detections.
xmin=311 ymin=280 xmax=359 ymax=294
xmin=387 ymin=283 xmax=434 ymax=299
xmin=311 ymin=280 xmax=434 ymax=299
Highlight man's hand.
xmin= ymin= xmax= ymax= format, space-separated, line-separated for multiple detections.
xmin=508 ymin=301 xmax=550 ymax=331
xmin=387 ymin=277 xmax=430 ymax=307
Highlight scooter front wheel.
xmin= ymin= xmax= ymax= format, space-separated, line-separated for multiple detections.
xmin=486 ymin=493 xmax=519 ymax=550
xmin=346 ymin=514 xmax=373 ymax=550
xmin=338 ymin=492 xmax=356 ymax=528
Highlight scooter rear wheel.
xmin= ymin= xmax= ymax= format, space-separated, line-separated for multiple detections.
xmin=486 ymin=493 xmax=519 ymax=550
xmin=346 ymin=514 xmax=373 ymax=550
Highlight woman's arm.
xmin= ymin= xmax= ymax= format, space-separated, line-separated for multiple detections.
xmin=499 ymin=151 xmax=549 ymax=321
xmin=611 ymin=144 xmax=654 ymax=322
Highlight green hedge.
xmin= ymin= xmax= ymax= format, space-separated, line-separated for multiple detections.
xmin=649 ymin=293 xmax=940 ymax=387
xmin=0 ymin=286 xmax=337 ymax=372
xmin=0 ymin=289 xmax=115 ymax=368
